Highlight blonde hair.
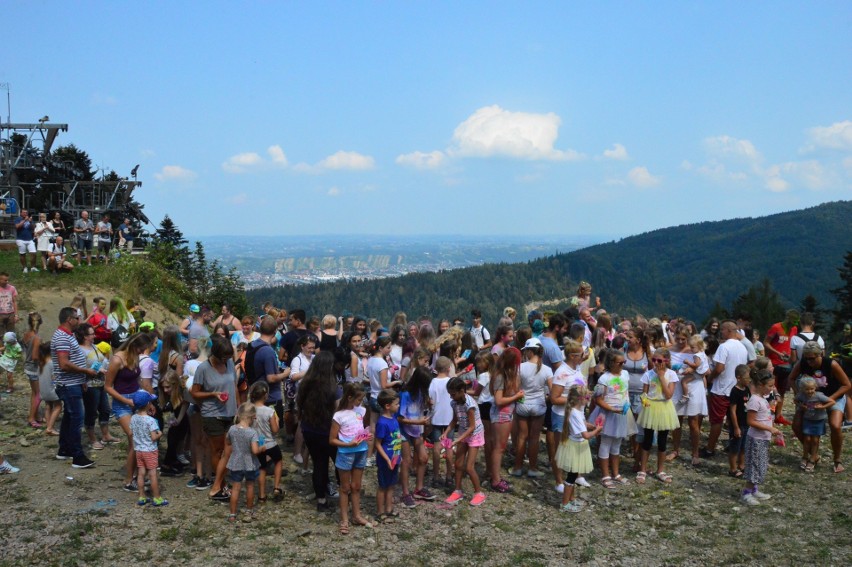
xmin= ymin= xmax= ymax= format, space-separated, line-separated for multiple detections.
xmin=235 ymin=402 xmax=257 ymax=425
xmin=322 ymin=314 xmax=337 ymax=329
xmin=688 ymin=334 xmax=705 ymax=352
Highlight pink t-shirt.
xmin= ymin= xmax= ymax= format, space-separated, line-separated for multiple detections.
xmin=0 ymin=284 xmax=17 ymax=315
xmin=746 ymin=395 xmax=772 ymax=441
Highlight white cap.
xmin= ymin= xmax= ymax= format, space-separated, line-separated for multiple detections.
xmin=522 ymin=337 xmax=542 ymax=350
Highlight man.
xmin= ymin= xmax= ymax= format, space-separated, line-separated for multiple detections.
xmin=179 ymin=304 xmax=212 ymax=358
xmin=578 ymin=308 xmax=596 ymax=349
xmin=469 ymin=309 xmax=492 ymax=351
xmin=789 ymin=312 xmax=824 ymax=365
xmin=74 ymin=211 xmax=95 ymax=267
xmin=252 ymin=317 xmax=290 ymax=427
xmin=279 ymin=309 xmax=308 ymax=360
xmin=0 ymin=272 xmax=18 ymax=335
xmin=765 ymin=309 xmax=799 ymax=425
xmin=47 ymin=236 xmax=75 ymax=274
xmin=735 ymin=314 xmax=757 ymax=364
xmin=117 ymin=218 xmax=134 ymax=252
xmin=52 ymin=307 xmax=97 ymax=468
xmin=540 ymin=313 xmax=567 ymax=371
xmin=13 ymin=209 xmax=38 ymax=273
xmin=700 ymin=320 xmax=749 ymax=457
xmin=95 ymin=214 xmax=113 ymax=265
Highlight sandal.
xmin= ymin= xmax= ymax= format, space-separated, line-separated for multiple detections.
xmin=90 ymin=441 xmax=105 ymax=450
xmin=691 ymin=457 xmax=700 ymax=467
xmin=339 ymin=522 xmax=350 ymax=535
xmin=352 ymin=516 xmax=373 ymax=528
xmin=387 ymin=510 xmax=400 ymax=518
xmin=227 ymin=513 xmax=237 ymax=523
xmin=272 ymin=487 xmax=284 ymax=501
xmin=29 ymin=421 xmax=43 ymax=428
xmin=804 ymin=461 xmax=815 ymax=473
xmin=257 ymin=496 xmax=267 ymax=503
xmin=636 ymin=471 xmax=646 ymax=484
xmin=664 ymin=451 xmax=679 ymax=462
xmin=727 ymin=469 xmax=743 ymax=478
xmin=799 ymin=459 xmax=808 ymax=471
xmin=834 ymin=462 xmax=845 ymax=474
xmin=45 ymin=429 xmax=59 ymax=436
xmin=490 ymin=479 xmax=511 ymax=493
xmin=613 ymin=474 xmax=630 ymax=485
xmin=601 ymin=477 xmax=617 ymax=489
xmin=653 ymin=472 xmax=673 ymax=484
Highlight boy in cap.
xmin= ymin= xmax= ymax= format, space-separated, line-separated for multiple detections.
xmin=130 ymin=390 xmax=167 ymax=506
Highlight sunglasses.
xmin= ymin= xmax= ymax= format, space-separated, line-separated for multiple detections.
xmin=651 ymin=358 xmax=667 ymax=364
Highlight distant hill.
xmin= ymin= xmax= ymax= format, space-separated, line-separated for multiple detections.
xmin=248 ymin=201 xmax=852 ymax=325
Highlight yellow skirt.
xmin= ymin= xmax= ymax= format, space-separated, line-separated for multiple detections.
xmin=637 ymin=399 xmax=679 ymax=431
xmin=555 ymin=438 xmax=594 ymax=474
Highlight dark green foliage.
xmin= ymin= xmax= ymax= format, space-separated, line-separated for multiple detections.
xmin=248 ymin=201 xmax=852 ymax=326
xmin=52 ymin=144 xmax=93 ymax=180
xmin=731 ymin=278 xmax=785 ymax=333
xmin=800 ymin=294 xmax=828 ymax=331
xmin=831 ymin=250 xmax=852 ymax=337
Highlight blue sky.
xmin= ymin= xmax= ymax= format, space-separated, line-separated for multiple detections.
xmin=4 ymin=2 xmax=851 ymax=237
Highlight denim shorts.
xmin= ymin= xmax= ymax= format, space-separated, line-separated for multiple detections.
xmin=802 ymin=419 xmax=826 ymax=437
xmin=830 ymin=395 xmax=847 ymax=415
xmin=229 ymin=469 xmax=259 ymax=483
xmin=629 ymin=392 xmax=644 ymax=416
xmin=368 ymin=395 xmax=382 ymax=414
xmin=112 ymin=398 xmax=134 ymax=419
xmin=335 ymin=449 xmax=367 ymax=471
xmin=550 ymin=411 xmax=565 ymax=433
xmin=427 ymin=424 xmax=449 ymax=444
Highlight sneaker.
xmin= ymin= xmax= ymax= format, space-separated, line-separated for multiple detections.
xmin=0 ymin=460 xmax=19 ymax=474
xmin=195 ymin=477 xmax=213 ymax=490
xmin=71 ymin=456 xmax=95 ymax=469
xmin=575 ymin=476 xmax=591 ymax=488
xmin=30 ymin=267 xmax=39 ymax=273
xmin=470 ymin=492 xmax=487 ymax=506
xmin=509 ymin=469 xmax=524 ymax=477
xmin=841 ymin=421 xmax=852 ymax=431
xmin=137 ymin=497 xmax=150 ymax=506
xmin=160 ymin=466 xmax=182 ymax=477
xmin=444 ymin=490 xmax=464 ymax=505
xmin=741 ymin=492 xmax=761 ymax=506
xmin=177 ymin=454 xmax=191 ymax=466
xmin=327 ymin=482 xmax=339 ymax=498
xmin=124 ymin=480 xmax=138 ymax=492
xmin=752 ymin=490 xmax=772 ymax=501
xmin=490 ymin=479 xmax=511 ymax=493
xmin=527 ymin=470 xmax=544 ymax=479
xmin=413 ymin=488 xmax=436 ymax=501
xmin=55 ymin=452 xmax=72 ymax=461
xmin=430 ymin=476 xmax=444 ymax=489
xmin=401 ymin=493 xmax=417 ymax=508
xmin=22 ymin=268 xmax=28 ymax=274
xmin=293 ymin=453 xmax=304 ymax=464
xmin=555 ymin=483 xmax=565 ymax=494
xmin=152 ymin=497 xmax=169 ymax=507
xmin=186 ymin=475 xmax=200 ymax=488
xmin=211 ymin=489 xmax=231 ymax=502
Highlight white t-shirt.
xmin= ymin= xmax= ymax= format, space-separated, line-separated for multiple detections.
xmin=366 ymin=356 xmax=389 ymax=398
xmin=519 ymin=361 xmax=552 ymax=406
xmin=641 ymin=368 xmax=679 ymax=400
xmin=429 ymin=376 xmax=453 ymax=425
xmin=568 ymin=408 xmax=587 ymax=442
xmin=790 ymin=332 xmax=824 ymax=361
xmin=470 ymin=325 xmax=491 ymax=349
xmin=596 ymin=370 xmax=630 ymax=407
xmin=476 ymin=371 xmax=494 ymax=404
xmin=711 ymin=339 xmax=748 ymax=396
xmin=107 ymin=312 xmax=135 ymax=331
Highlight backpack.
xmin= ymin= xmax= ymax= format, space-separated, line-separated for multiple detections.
xmin=244 ymin=341 xmax=272 ymax=387
xmin=111 ymin=324 xmax=129 ymax=348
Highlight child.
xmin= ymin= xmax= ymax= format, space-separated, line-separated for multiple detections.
xmin=472 ymin=351 xmax=496 ymax=487
xmin=224 ymin=402 xmax=263 ymax=522
xmin=129 ymin=390 xmax=167 ymax=506
xmin=159 ymin=370 xmax=189 ymax=476
xmin=330 ymin=383 xmax=373 ymax=535
xmin=0 ymin=331 xmax=22 ymax=394
xmin=727 ymin=365 xmax=751 ymax=477
xmin=397 ymin=366 xmax=434 ymax=507
xmin=428 ymin=356 xmax=455 ymax=488
xmin=556 ymin=386 xmax=603 ymax=512
xmin=589 ymin=350 xmax=634 ymax=488
xmin=636 ymin=349 xmax=680 ymax=484
xmin=795 ymin=376 xmax=833 ymax=472
xmin=23 ymin=312 xmax=43 ymax=427
xmin=741 ymin=369 xmax=780 ymax=505
xmin=442 ymin=377 xmax=487 ymax=506
xmin=37 ymin=343 xmax=61 ymax=436
xmin=374 ymin=388 xmax=404 ymax=521
xmin=249 ymin=382 xmax=284 ymax=501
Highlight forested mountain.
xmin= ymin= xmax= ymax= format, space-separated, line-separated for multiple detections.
xmin=248 ymin=201 xmax=852 ymax=325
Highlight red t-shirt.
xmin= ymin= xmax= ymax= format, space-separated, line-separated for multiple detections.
xmin=88 ymin=311 xmax=111 ymax=342
xmin=766 ymin=322 xmax=797 ymax=366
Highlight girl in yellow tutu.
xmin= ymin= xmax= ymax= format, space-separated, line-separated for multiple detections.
xmin=556 ymin=385 xmax=603 ymax=512
xmin=636 ymin=348 xmax=679 ymax=484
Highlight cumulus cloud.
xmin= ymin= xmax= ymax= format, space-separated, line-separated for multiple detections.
xmin=807 ymin=120 xmax=852 ymax=151
xmin=704 ymin=135 xmax=761 ymax=162
xmin=448 ymin=105 xmax=582 ymax=161
xmin=627 ymin=166 xmax=661 ymax=187
xmin=318 ymin=150 xmax=375 ymax=170
xmin=154 ymin=165 xmax=197 ymax=182
xmin=222 ymin=152 xmax=263 ymax=173
xmin=396 ymin=150 xmax=447 ymax=169
xmin=267 ymin=145 xmax=288 ymax=165
xmin=603 ymin=143 xmax=629 ymax=161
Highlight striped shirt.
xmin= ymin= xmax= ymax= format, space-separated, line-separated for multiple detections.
xmin=51 ymin=327 xmax=87 ymax=387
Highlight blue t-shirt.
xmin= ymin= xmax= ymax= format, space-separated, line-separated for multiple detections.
xmin=375 ymin=414 xmax=403 ymax=465
xmin=251 ymin=339 xmax=281 ymax=403
xmin=399 ymin=391 xmax=424 ymax=438
xmin=15 ymin=216 xmax=34 ymax=241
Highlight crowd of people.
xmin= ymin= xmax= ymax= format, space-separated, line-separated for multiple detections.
xmin=1 ymin=281 xmax=851 ymax=528
xmin=11 ymin=209 xmax=134 ymax=274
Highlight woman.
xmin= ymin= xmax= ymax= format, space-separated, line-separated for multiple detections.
xmin=76 ymin=323 xmax=118 ymax=450
xmin=158 ymin=326 xmax=187 ymax=473
xmin=290 ymin=334 xmax=317 ymax=470
xmin=212 ymin=303 xmax=242 ymax=335
xmin=231 ymin=316 xmax=259 ymax=347
xmin=319 ymin=314 xmax=339 ymax=352
xmin=104 ymin=332 xmax=151 ymax=491
xmin=490 ymin=325 xmax=514 ymax=356
xmin=511 ymin=338 xmax=552 ymax=478
xmin=388 ymin=325 xmax=407 ymax=372
xmin=296 ymin=351 xmax=340 ymax=511
xmin=789 ymin=341 xmax=851 ymax=473
xmin=107 ymin=297 xmax=136 ymax=345
xmin=666 ymin=329 xmax=697 ymax=462
xmin=624 ymin=327 xmax=651 ymax=465
xmin=51 ymin=211 xmax=67 ymax=241
xmin=191 ymin=335 xmax=238 ymax=500
xmin=342 ymin=331 xmax=365 ymax=385
xmin=700 ymin=318 xmax=721 ymax=342
xmin=488 ymin=347 xmax=524 ymax=493
xmin=34 ymin=213 xmax=56 ymax=271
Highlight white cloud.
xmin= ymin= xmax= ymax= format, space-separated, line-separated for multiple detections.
xmin=807 ymin=120 xmax=852 ymax=151
xmin=222 ymin=152 xmax=263 ymax=173
xmin=396 ymin=150 xmax=447 ymax=169
xmin=777 ymin=160 xmax=833 ymax=190
xmin=843 ymin=156 xmax=852 ymax=172
xmin=603 ymin=143 xmax=629 ymax=161
xmin=627 ymin=166 xmax=661 ymax=187
xmin=267 ymin=145 xmax=288 ymax=166
xmin=704 ymin=135 xmax=761 ymax=163
xmin=154 ymin=165 xmax=197 ymax=182
xmin=449 ymin=105 xmax=583 ymax=161
xmin=764 ymin=174 xmax=789 ymax=193
xmin=319 ymin=150 xmax=375 ymax=170
xmin=327 ymin=186 xmax=341 ymax=197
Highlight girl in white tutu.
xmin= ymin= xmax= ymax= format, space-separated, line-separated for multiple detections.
xmin=589 ymin=349 xmax=637 ymax=488
xmin=556 ymin=385 xmax=603 ymax=512
xmin=636 ymin=348 xmax=680 ymax=484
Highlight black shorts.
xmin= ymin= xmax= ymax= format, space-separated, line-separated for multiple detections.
xmin=258 ymin=444 xmax=283 ymax=469
xmin=773 ymin=365 xmax=792 ymax=395
xmin=98 ymin=241 xmax=111 ymax=251
xmin=543 ymin=402 xmax=553 ymax=432
xmin=478 ymin=402 xmax=492 ymax=422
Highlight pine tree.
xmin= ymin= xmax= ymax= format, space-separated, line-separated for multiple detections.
xmin=799 ymin=294 xmax=827 ymax=331
xmin=831 ymin=250 xmax=852 ymax=336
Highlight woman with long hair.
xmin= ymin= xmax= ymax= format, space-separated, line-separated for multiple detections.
xmin=76 ymin=323 xmax=118 ymax=450
xmin=296 ymin=351 xmax=340 ymax=510
xmin=488 ymin=347 xmax=524 ymax=493
xmin=512 ymin=339 xmax=552 ymax=478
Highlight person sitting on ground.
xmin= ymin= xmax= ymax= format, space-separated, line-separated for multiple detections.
xmin=47 ymin=236 xmax=75 ymax=274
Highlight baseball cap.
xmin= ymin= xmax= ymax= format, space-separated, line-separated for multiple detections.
xmin=138 ymin=321 xmax=155 ymax=332
xmin=96 ymin=342 xmax=112 ymax=356
xmin=189 ymin=304 xmax=200 ymax=313
xmin=522 ymin=337 xmax=543 ymax=350
xmin=3 ymin=331 xmax=16 ymax=343
xmin=130 ymin=390 xmax=157 ymax=408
